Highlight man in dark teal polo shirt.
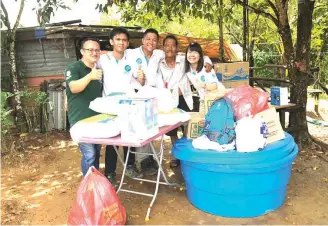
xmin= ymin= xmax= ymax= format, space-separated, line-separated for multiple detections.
xmin=65 ymin=37 xmax=102 ymax=176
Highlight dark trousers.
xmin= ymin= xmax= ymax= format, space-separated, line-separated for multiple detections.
xmin=105 ymin=145 xmax=135 ymax=175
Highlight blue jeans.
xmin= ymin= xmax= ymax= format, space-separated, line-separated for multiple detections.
xmin=78 ymin=142 xmax=101 ymax=176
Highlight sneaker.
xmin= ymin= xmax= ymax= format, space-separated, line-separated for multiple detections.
xmin=105 ymin=172 xmax=118 ymax=190
xmin=125 ymin=164 xmax=143 ymax=178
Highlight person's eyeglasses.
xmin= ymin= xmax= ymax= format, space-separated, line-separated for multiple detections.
xmin=83 ymin=48 xmax=101 ymax=53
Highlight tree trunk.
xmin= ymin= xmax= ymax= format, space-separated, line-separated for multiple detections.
xmin=248 ymin=15 xmax=259 ymax=84
xmin=218 ymin=0 xmax=224 ymax=62
xmin=289 ymin=0 xmax=315 ymax=145
xmin=242 ymin=0 xmax=248 ymax=61
xmin=9 ymin=39 xmax=22 ymax=113
xmin=2 ymin=0 xmax=25 ymax=127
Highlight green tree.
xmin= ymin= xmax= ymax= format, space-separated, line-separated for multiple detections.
xmin=94 ymin=0 xmax=322 ymax=145
xmin=100 ymin=5 xmax=219 ymax=38
xmin=1 ymin=0 xmax=69 ymax=126
xmin=94 ymin=0 xmax=235 ymax=61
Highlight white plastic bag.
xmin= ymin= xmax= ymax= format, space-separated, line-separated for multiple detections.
xmin=70 ymin=117 xmax=121 ymax=143
xmin=192 ymin=135 xmax=235 ymax=152
xmin=89 ymin=95 xmax=128 ymax=115
xmin=235 ymin=116 xmax=267 ymax=152
xmin=136 ymin=86 xmax=177 ymax=113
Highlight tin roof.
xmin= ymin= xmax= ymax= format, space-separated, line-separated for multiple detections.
xmin=7 ymin=20 xmax=239 ymax=61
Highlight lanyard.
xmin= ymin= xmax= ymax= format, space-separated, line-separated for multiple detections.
xmin=161 ymin=61 xmax=177 ymax=89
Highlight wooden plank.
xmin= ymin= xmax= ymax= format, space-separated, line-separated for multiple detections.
xmin=307 ymin=88 xmax=323 ymax=94
xmin=270 ymin=103 xmax=297 ymax=109
xmin=249 ymin=77 xmax=291 ymax=84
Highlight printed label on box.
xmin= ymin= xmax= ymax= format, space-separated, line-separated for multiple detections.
xmin=187 ymin=112 xmax=205 ymax=139
xmin=254 ymin=108 xmax=285 ymax=144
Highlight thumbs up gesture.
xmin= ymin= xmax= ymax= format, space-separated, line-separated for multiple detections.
xmin=89 ymin=64 xmax=102 ymax=81
xmin=137 ymin=65 xmax=145 ymax=84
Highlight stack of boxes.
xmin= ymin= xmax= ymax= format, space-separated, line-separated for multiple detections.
xmin=185 ymin=62 xmax=250 ymax=139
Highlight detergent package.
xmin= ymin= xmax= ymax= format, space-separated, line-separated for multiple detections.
xmin=119 ymin=98 xmax=158 ymax=142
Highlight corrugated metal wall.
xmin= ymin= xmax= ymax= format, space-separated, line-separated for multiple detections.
xmin=1 ymin=38 xmax=77 ymax=78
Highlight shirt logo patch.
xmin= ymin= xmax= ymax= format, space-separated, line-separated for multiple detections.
xmin=136 ymin=58 xmax=142 ymax=65
xmin=66 ymin=71 xmax=71 ymax=79
xmin=200 ymin=75 xmax=206 ymax=82
xmin=125 ymin=65 xmax=131 ymax=72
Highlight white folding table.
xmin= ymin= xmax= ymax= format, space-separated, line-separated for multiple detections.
xmin=79 ymin=122 xmax=184 ymax=221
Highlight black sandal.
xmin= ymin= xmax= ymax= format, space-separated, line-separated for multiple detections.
xmin=170 ymin=159 xmax=180 ymax=168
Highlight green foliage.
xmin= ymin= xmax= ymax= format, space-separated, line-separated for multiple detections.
xmin=17 ymin=87 xmax=48 ymax=105
xmin=1 ymin=91 xmax=14 ymax=135
xmin=317 ymin=54 xmax=328 ymax=85
xmin=17 ymin=87 xmax=49 ymax=133
xmin=1 ymin=87 xmax=49 ymax=134
xmin=311 ymin=2 xmax=328 ymax=54
xmin=32 ymin=0 xmax=71 ymax=25
xmin=101 ymin=3 xmax=219 ymax=38
xmin=253 ymin=49 xmax=281 ymax=78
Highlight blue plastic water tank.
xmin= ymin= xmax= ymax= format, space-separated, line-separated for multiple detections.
xmin=172 ymin=133 xmax=298 ymax=218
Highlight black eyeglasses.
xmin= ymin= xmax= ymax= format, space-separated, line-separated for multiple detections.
xmin=83 ymin=48 xmax=101 ymax=53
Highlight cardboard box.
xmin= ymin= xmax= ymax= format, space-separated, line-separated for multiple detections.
xmin=214 ymin=62 xmax=249 ymax=81
xmin=254 ymin=107 xmax=285 ymax=144
xmin=223 ymin=80 xmax=249 ymax=88
xmin=214 ymin=62 xmax=249 ymax=89
xmin=119 ymin=98 xmax=159 ymax=141
xmin=186 ymin=112 xmax=205 ymax=139
xmin=270 ymin=86 xmax=289 ymax=105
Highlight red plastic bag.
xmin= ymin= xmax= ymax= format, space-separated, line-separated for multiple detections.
xmin=67 ymin=167 xmax=126 ymax=225
xmin=224 ymin=85 xmax=269 ymax=120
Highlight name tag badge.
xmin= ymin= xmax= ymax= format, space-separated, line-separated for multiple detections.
xmin=124 ymin=65 xmax=131 ymax=74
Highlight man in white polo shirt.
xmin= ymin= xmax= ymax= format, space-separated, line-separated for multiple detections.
xmin=97 ymin=27 xmax=142 ymax=186
xmin=127 ymin=29 xmax=214 ymax=173
xmin=156 ymin=34 xmax=213 ymax=167
xmin=123 ymin=29 xmax=164 ymax=175
xmin=127 ymin=28 xmax=163 ymax=88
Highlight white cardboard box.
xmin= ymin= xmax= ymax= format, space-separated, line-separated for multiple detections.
xmin=254 ymin=107 xmax=285 ymax=144
xmin=119 ymin=98 xmax=159 ymax=142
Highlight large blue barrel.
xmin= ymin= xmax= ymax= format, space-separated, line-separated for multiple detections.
xmin=172 ymin=133 xmax=298 ymax=218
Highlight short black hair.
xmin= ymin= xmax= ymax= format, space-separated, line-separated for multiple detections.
xmin=163 ymin=34 xmax=178 ymax=47
xmin=143 ymin=28 xmax=159 ymax=40
xmin=185 ymin=42 xmax=204 ymax=73
xmin=109 ymin=27 xmax=130 ymax=41
xmin=80 ymin=38 xmax=100 ymax=49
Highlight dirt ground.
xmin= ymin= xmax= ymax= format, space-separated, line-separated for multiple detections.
xmin=1 ymin=99 xmax=328 ymax=225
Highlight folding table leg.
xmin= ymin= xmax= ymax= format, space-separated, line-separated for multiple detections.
xmin=150 ymin=137 xmax=177 ymax=186
xmin=144 ymin=136 xmax=179 ymax=221
xmin=116 ymin=146 xmax=131 ymax=193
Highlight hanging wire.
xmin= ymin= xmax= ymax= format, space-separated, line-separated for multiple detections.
xmin=62 ymin=33 xmax=69 ymax=58
xmin=39 ymin=39 xmax=47 ymax=66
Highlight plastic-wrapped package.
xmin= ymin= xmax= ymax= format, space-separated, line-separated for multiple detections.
xmin=224 ymin=85 xmax=269 ymax=120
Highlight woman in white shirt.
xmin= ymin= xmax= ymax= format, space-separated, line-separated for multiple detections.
xmin=185 ymin=42 xmax=225 ymax=110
